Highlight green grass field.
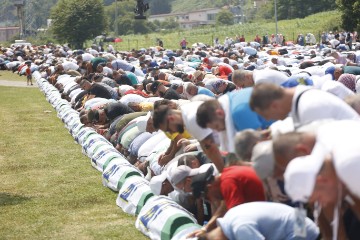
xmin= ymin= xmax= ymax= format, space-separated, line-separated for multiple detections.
xmin=111 ymin=10 xmax=341 ymax=51
xmin=0 ymin=85 xmax=148 ymax=240
xmin=0 ymin=70 xmax=28 ymax=82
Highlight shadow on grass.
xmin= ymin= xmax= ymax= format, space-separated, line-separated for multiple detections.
xmin=0 ymin=192 xmax=31 ymax=206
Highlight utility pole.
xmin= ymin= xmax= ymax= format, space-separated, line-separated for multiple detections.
xmin=114 ymin=0 xmax=118 ymax=36
xmin=14 ymin=0 xmax=25 ymax=39
xmin=275 ymin=0 xmax=278 ymax=44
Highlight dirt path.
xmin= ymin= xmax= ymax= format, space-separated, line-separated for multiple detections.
xmin=0 ymin=79 xmax=37 ymax=88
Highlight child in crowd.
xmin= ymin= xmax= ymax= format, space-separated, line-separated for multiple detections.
xmin=25 ymin=62 xmax=33 ymax=86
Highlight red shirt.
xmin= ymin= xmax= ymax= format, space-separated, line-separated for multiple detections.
xmin=220 ymin=166 xmax=265 ymax=210
xmin=218 ymin=65 xmax=232 ymax=77
xmin=124 ymin=89 xmax=149 ymax=98
xmin=25 ymin=67 xmax=31 ymax=76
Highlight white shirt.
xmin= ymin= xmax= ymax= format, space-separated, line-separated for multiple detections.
xmin=292 ymin=66 xmax=326 ymax=77
xmin=56 ymin=75 xmax=76 ymax=86
xmin=217 ymin=94 xmax=236 ymax=152
xmin=119 ymin=94 xmax=145 ymax=105
xmin=82 ymin=53 xmax=94 ymax=62
xmin=305 ymin=120 xmax=360 ymax=199
xmin=329 ymin=39 xmax=340 ymax=48
xmin=253 ymin=69 xmax=289 ymax=85
xmin=290 ymin=86 xmax=360 ymax=128
xmin=137 ymin=131 xmax=164 ymax=161
xmin=320 ymin=80 xmax=355 ymax=100
xmin=181 ymin=101 xmax=212 ymax=141
xmin=70 ymin=88 xmax=84 ymax=104
xmin=62 ymin=61 xmax=79 ymax=71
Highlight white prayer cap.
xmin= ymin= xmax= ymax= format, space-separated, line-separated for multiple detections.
xmin=284 ymin=142 xmax=327 ymax=202
xmin=251 ymin=140 xmax=274 ymax=180
xmin=149 ymin=171 xmax=168 ymax=195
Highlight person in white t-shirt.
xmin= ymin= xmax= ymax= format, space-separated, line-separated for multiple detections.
xmin=250 ymin=83 xmax=360 ymax=129
xmin=329 ymin=38 xmax=340 ymax=49
xmin=284 ymin=120 xmax=360 ymax=239
xmin=81 ymin=53 xmax=94 ymax=62
xmin=232 ymin=69 xmax=288 ymax=88
xmin=61 ymin=61 xmax=79 ymax=72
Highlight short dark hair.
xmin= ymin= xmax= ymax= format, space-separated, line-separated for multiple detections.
xmin=79 ymin=79 xmax=90 ymax=87
xmin=196 ymin=100 xmax=220 ymax=128
xmin=299 ymin=61 xmax=314 ymax=69
xmin=178 ymin=155 xmax=198 ymax=167
xmin=152 ymin=105 xmax=169 ymax=129
xmin=142 ymin=79 xmax=153 ymax=93
xmin=249 ymin=83 xmax=284 ymax=111
xmin=153 ymin=99 xmax=172 ymax=110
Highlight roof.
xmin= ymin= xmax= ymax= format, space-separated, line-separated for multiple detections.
xmin=0 ymin=27 xmax=20 ymax=30
xmin=149 ymin=7 xmax=220 ymax=18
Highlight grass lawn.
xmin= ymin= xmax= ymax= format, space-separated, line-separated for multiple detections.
xmin=0 ymin=85 xmax=148 ymax=240
xmin=0 ymin=70 xmax=27 ymax=82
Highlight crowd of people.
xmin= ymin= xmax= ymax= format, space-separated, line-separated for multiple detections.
xmin=2 ymin=31 xmax=360 ymax=240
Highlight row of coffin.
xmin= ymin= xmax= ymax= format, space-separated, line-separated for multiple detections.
xmin=33 ymin=71 xmax=201 ymax=240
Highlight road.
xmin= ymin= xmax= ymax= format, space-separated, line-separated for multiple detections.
xmin=0 ymin=79 xmax=37 ymax=88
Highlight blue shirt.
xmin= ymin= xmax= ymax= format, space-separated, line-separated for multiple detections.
xmin=281 ymin=74 xmax=313 ymax=88
xmin=198 ymin=87 xmax=215 ymax=97
xmin=128 ymin=132 xmax=153 ymax=157
xmin=228 ymin=88 xmax=273 ymax=131
xmin=217 ymin=202 xmax=319 ymax=240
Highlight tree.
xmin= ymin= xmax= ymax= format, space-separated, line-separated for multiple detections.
xmin=337 ymin=0 xmax=360 ymax=31
xmin=150 ymin=0 xmax=172 ymax=15
xmin=216 ymin=9 xmax=234 ymax=26
xmin=161 ymin=18 xmax=180 ymax=29
xmin=275 ymin=0 xmax=336 ymax=20
xmin=50 ymin=0 xmax=107 ymax=48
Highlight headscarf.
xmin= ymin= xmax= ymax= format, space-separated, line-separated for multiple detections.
xmin=338 ymin=73 xmax=356 ymax=92
xmin=211 ymin=80 xmax=224 ymax=94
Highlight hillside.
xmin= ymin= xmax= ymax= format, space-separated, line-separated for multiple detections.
xmin=113 ymin=10 xmax=341 ymax=50
xmin=170 ymin=0 xmax=223 ymax=13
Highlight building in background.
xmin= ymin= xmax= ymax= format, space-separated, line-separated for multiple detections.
xmin=148 ymin=8 xmax=221 ymax=29
xmin=0 ymin=27 xmax=20 ymax=42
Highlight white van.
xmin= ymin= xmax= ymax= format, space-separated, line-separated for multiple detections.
xmin=12 ymin=40 xmax=32 ymax=47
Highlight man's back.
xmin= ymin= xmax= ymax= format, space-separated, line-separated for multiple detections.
xmin=104 ymin=102 xmax=134 ymax=121
xmin=253 ymin=69 xmax=288 ymax=86
xmin=291 ymin=86 xmax=360 ymax=128
xmin=89 ymin=83 xmax=113 ymax=99
xmin=220 ymin=166 xmax=265 ymax=209
xmin=228 ymin=89 xmax=273 ymax=131
xmin=217 ymin=202 xmax=319 ymax=240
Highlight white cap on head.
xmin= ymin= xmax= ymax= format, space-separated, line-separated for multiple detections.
xmin=167 ymin=165 xmax=200 ymax=186
xmin=284 ymin=142 xmax=327 ymax=202
xmin=149 ymin=171 xmax=168 ymax=195
xmin=333 ymin=134 xmax=360 ymax=199
xmin=251 ymin=140 xmax=274 ymax=180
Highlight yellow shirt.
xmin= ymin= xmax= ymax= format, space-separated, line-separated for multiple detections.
xmin=164 ymin=130 xmax=192 ymax=140
xmin=139 ymin=102 xmax=154 ymax=111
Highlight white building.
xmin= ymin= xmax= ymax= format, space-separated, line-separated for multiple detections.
xmin=148 ymin=8 xmax=221 ymax=29
xmin=0 ymin=27 xmax=20 ymax=42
